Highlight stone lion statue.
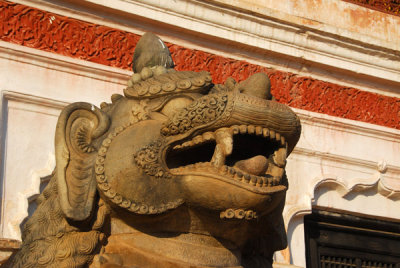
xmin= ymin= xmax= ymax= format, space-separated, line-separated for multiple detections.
xmin=6 ymin=33 xmax=301 ymax=268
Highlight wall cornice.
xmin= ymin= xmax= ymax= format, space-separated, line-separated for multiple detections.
xmin=0 ymin=41 xmax=131 ymax=86
xmin=295 ymin=108 xmax=400 ymax=143
xmin=10 ymin=0 xmax=400 ymax=95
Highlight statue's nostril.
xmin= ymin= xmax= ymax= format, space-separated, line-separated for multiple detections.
xmin=237 ymin=73 xmax=272 ymax=100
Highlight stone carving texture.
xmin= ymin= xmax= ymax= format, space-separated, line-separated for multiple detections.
xmin=7 ymin=33 xmax=302 ymax=267
xmin=124 ymin=68 xmax=212 ymax=99
xmin=162 ymin=93 xmax=229 ymax=136
xmin=0 ymin=0 xmax=399 ymax=130
xmin=134 ymin=139 xmax=171 ymax=180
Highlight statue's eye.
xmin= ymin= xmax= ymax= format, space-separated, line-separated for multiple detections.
xmin=160 ymin=97 xmax=194 ymax=118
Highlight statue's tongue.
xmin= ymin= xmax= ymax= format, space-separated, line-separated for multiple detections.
xmin=210 ymin=128 xmax=270 ymax=175
xmin=233 ymin=155 xmax=269 ymax=176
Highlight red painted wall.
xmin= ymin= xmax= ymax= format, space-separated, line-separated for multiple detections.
xmin=1 ymin=0 xmax=399 ymax=130
xmin=343 ymin=0 xmax=400 ymax=16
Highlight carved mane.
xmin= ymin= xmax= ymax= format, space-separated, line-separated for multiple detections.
xmin=6 ymin=174 xmax=109 ymax=268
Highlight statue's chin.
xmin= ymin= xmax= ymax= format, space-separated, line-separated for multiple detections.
xmin=180 ymin=173 xmax=286 ymax=213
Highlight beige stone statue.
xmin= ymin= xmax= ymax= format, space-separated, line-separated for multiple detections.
xmin=6 ymin=33 xmax=301 ymax=268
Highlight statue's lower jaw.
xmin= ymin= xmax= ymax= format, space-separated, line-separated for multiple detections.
xmin=94 ymin=231 xmax=242 ymax=268
xmin=180 ymin=173 xmax=285 ymax=212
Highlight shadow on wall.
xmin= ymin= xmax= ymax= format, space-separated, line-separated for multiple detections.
xmin=19 ymin=175 xmax=51 ymax=234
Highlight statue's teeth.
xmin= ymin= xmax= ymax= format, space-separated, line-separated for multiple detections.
xmin=234 ymin=174 xmax=242 ymax=181
xmin=255 ymin=126 xmax=262 ymax=135
xmin=275 ymin=132 xmax=281 ymax=141
xmin=231 ymin=125 xmax=239 ymax=134
xmin=280 ymin=136 xmax=286 ymax=146
xmin=247 ymin=125 xmax=255 ymax=134
xmin=211 ymin=128 xmax=233 ymax=167
xmin=266 ymin=161 xmax=284 ymax=179
xmin=270 ymin=130 xmax=276 ymax=139
xmin=219 ymin=165 xmax=229 ymax=174
xmin=273 ymin=147 xmax=287 ymax=168
xmin=202 ymin=131 xmax=215 ymax=141
xmin=173 ymin=144 xmax=182 ymax=150
xmin=263 ymin=128 xmax=270 ymax=137
xmin=273 ymin=176 xmax=280 ymax=186
xmin=239 ymin=125 xmax=247 ymax=134
xmin=260 ymin=177 xmax=267 ymax=186
xmin=215 ymin=128 xmax=233 ymax=155
xmin=228 ymin=167 xmax=235 ymax=175
xmin=211 ymin=144 xmax=225 ymax=167
xmin=193 ymin=135 xmax=204 ymax=144
xmin=182 ymin=140 xmax=193 ymax=148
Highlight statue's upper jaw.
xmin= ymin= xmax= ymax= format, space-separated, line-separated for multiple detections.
xmin=163 ymin=90 xmax=301 ymax=196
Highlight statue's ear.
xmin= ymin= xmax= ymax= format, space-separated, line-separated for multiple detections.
xmin=55 ymin=102 xmax=110 ymax=221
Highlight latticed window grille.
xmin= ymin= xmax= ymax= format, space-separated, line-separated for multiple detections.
xmin=320 ymin=255 xmax=356 ymax=267
xmin=304 ymin=211 xmax=400 ymax=268
xmin=320 ymin=255 xmax=399 ymax=268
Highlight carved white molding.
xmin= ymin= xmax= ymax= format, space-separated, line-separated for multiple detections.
xmin=125 ymin=0 xmax=400 ymax=82
xmin=280 ymin=146 xmax=400 ymax=266
xmin=11 ymin=0 xmax=400 ymax=97
xmin=0 ymin=41 xmax=130 ymax=85
xmin=0 ymin=91 xmax=68 ymax=239
xmin=313 ymin=170 xmax=400 ymax=202
xmin=0 ymin=41 xmax=130 ymax=108
xmin=295 ymin=108 xmax=400 ymax=143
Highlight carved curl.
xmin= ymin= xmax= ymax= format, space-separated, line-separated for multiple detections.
xmin=124 ymin=67 xmax=212 ymax=99
xmin=161 ymin=93 xmax=229 ymax=136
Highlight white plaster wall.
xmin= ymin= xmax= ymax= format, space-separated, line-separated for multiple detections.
xmin=1 ymin=97 xmax=59 ymax=239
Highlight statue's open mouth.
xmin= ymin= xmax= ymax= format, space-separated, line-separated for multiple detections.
xmin=166 ymin=124 xmax=287 ymax=190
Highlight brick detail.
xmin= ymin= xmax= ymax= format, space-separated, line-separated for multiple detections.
xmin=1 ymin=0 xmax=399 ymax=129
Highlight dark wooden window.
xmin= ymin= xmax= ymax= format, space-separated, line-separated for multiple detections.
xmin=304 ymin=210 xmax=400 ymax=268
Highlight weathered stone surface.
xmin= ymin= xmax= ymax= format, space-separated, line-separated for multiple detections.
xmin=6 ymin=33 xmax=301 ymax=268
xmin=0 ymin=239 xmax=21 ymax=265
